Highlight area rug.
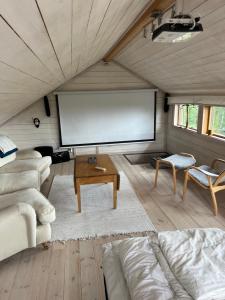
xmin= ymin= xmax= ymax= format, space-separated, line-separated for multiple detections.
xmin=48 ymin=172 xmax=155 ymax=241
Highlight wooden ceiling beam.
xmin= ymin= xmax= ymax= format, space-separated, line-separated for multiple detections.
xmin=103 ymin=0 xmax=175 ymax=62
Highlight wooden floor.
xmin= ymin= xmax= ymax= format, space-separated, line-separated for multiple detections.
xmin=1 ymin=154 xmax=225 ymax=300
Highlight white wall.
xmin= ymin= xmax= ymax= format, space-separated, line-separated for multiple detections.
xmin=0 ymin=94 xmax=59 ymax=150
xmin=0 ymin=61 xmax=167 ymax=154
xmin=167 ymin=105 xmax=225 ymax=164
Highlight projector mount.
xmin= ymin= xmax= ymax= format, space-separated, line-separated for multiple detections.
xmin=144 ymin=3 xmax=203 ymax=43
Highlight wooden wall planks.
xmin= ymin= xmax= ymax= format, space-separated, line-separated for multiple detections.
xmin=0 ymin=94 xmax=59 ymax=150
xmin=166 ymin=106 xmax=225 ymax=164
xmin=58 ymin=60 xmax=154 ymax=91
xmin=0 ymin=61 xmax=166 ymax=154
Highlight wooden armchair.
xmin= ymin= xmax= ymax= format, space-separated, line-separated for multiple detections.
xmin=154 ymin=153 xmax=196 ymax=193
xmin=183 ymin=159 xmax=225 ymax=215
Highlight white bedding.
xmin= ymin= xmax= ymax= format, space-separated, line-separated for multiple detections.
xmin=103 ymin=229 xmax=225 ymax=300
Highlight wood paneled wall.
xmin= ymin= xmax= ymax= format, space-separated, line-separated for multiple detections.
xmin=57 ymin=61 xmax=155 ymax=91
xmin=166 ymin=106 xmax=225 ymax=164
xmin=0 ymin=94 xmax=59 ymax=150
xmin=0 ymin=62 xmax=167 ymax=154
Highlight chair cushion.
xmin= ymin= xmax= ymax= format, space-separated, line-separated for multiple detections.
xmin=0 ymin=188 xmax=55 ymax=225
xmin=188 ymin=165 xmax=220 ymax=187
xmin=0 ymin=156 xmax=52 ymax=174
xmin=162 ymin=154 xmax=196 ymax=169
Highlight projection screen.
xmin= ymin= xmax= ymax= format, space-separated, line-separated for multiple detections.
xmin=57 ymin=90 xmax=156 ymax=146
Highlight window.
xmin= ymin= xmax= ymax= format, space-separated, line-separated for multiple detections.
xmin=206 ymin=106 xmax=225 ymax=138
xmin=174 ymin=104 xmax=199 ymax=131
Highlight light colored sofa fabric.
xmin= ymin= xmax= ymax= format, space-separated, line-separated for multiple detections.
xmin=16 ymin=149 xmax=42 ymax=159
xmin=0 ymin=170 xmax=39 ymax=195
xmin=0 ymin=135 xmax=51 ymax=185
xmin=0 ymin=152 xmax=16 ymax=167
xmin=0 ymin=155 xmax=52 ymax=185
xmin=0 ymin=202 xmax=52 ymax=261
xmin=0 ymin=188 xmax=55 ymax=225
xmin=0 ymin=156 xmax=51 ymax=173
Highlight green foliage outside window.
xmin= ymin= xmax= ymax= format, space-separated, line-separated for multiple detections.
xmin=177 ymin=104 xmax=199 ymax=130
xmin=188 ymin=105 xmax=199 ymax=130
xmin=210 ymin=106 xmax=225 ymax=137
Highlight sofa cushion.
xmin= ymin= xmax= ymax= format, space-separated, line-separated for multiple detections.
xmin=0 ymin=188 xmax=55 ymax=225
xmin=0 ymin=170 xmax=39 ymax=195
xmin=16 ymin=149 xmax=42 ymax=160
xmin=0 ymin=156 xmax=52 ymax=174
xmin=0 ymin=153 xmax=16 ymax=167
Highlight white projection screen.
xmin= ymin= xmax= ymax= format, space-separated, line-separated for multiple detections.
xmin=57 ymin=90 xmax=156 ymax=146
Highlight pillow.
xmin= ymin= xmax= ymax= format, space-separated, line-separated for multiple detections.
xmin=0 ymin=135 xmax=17 ymax=158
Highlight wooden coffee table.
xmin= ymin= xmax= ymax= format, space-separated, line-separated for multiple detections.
xmin=74 ymin=154 xmax=120 ymax=212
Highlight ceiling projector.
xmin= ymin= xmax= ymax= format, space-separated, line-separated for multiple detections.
xmin=152 ymin=15 xmax=203 ymax=43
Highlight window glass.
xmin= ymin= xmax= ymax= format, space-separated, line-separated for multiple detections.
xmin=175 ymin=104 xmax=199 ymax=131
xmin=210 ymin=106 xmax=225 ymax=137
xmin=188 ymin=105 xmax=199 ymax=130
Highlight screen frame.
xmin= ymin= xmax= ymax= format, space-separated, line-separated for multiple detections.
xmin=56 ymin=90 xmax=157 ymax=147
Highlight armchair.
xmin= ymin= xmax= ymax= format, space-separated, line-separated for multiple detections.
xmin=0 ymin=202 xmax=51 ymax=261
xmin=0 ymin=169 xmax=55 ymax=261
xmin=183 ymin=159 xmax=225 ymax=215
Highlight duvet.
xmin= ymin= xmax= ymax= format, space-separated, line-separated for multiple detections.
xmin=103 ymin=229 xmax=225 ymax=300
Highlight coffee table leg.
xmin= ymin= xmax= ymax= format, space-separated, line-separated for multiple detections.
xmin=113 ymin=175 xmax=117 ymax=209
xmin=76 ymin=181 xmax=81 ymax=213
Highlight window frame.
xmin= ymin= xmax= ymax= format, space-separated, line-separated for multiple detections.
xmin=174 ymin=104 xmax=199 ymax=132
xmin=203 ymin=105 xmax=225 ymax=140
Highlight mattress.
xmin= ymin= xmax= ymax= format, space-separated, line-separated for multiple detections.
xmin=103 ymin=229 xmax=225 ymax=300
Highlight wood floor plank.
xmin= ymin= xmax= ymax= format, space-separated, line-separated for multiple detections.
xmin=64 ymin=241 xmax=82 ymax=300
xmin=8 ymin=248 xmax=37 ymax=300
xmin=45 ymin=243 xmax=66 ymax=300
xmin=28 ymin=246 xmax=52 ymax=300
xmin=79 ymin=240 xmax=100 ymax=300
xmin=0 ymin=252 xmax=22 ymax=300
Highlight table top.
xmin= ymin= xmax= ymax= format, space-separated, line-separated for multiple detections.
xmin=74 ymin=154 xmax=118 ymax=178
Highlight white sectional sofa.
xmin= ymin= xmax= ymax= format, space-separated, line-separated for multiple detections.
xmin=0 ymin=136 xmax=55 ymax=261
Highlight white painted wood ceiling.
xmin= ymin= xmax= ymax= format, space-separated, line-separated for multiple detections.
xmin=1 ymin=0 xmax=225 ymax=126
xmin=0 ymin=0 xmax=150 ymax=125
xmin=116 ymin=0 xmax=225 ymax=95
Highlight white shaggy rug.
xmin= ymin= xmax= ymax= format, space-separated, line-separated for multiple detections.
xmin=48 ymin=172 xmax=155 ymax=241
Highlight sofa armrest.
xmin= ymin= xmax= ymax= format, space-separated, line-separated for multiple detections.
xmin=16 ymin=149 xmax=42 ymax=160
xmin=0 ymin=203 xmax=37 ymax=261
xmin=0 ymin=170 xmax=40 ymax=195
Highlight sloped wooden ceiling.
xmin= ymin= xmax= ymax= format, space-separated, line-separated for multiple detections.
xmin=115 ymin=0 xmax=225 ymax=95
xmin=58 ymin=61 xmax=154 ymax=91
xmin=0 ymin=0 xmax=151 ymax=125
